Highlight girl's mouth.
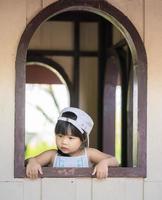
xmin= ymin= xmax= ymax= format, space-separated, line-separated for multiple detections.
xmin=60 ymin=147 xmax=69 ymax=152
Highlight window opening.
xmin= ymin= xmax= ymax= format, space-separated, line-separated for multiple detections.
xmin=15 ymin=0 xmax=147 ymax=178
xmin=25 ymin=63 xmax=70 ymax=160
xmin=115 ymin=85 xmax=122 ymax=164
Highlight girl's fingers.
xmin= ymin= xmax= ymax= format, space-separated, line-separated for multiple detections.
xmin=92 ymin=167 xmax=108 ymax=179
xmin=27 ymin=168 xmax=39 ymax=179
xmin=26 ymin=169 xmax=31 ymax=178
xmin=96 ymin=170 xmax=108 ymax=179
xmin=38 ymin=167 xmax=43 ymax=175
xmin=92 ymin=167 xmax=96 ymax=176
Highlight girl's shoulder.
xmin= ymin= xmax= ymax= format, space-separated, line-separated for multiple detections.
xmin=86 ymin=147 xmax=108 ymax=163
xmin=86 ymin=147 xmax=98 ymax=156
xmin=48 ymin=149 xmax=57 ymax=163
xmin=43 ymin=149 xmax=57 ymax=155
xmin=86 ymin=147 xmax=98 ymax=152
xmin=39 ymin=149 xmax=57 ymax=164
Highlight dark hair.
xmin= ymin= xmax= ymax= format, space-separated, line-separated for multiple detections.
xmin=55 ymin=111 xmax=88 ymax=149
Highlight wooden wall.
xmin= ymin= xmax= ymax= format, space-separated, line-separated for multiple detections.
xmin=0 ymin=0 xmax=162 ymax=199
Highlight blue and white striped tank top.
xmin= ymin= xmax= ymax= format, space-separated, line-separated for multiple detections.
xmin=53 ymin=148 xmax=92 ymax=168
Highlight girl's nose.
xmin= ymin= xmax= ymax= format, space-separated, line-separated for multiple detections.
xmin=62 ymin=137 xmax=68 ymax=144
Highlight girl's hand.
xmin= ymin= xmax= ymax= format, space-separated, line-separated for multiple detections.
xmin=88 ymin=148 xmax=119 ymax=179
xmin=26 ymin=158 xmax=43 ymax=179
xmin=92 ymin=159 xmax=109 ymax=179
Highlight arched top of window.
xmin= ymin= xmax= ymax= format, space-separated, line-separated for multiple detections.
xmin=26 ymin=56 xmax=72 ymax=90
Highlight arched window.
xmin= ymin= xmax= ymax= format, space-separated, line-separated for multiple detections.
xmin=15 ymin=0 xmax=147 ymax=178
xmin=25 ymin=58 xmax=71 ymax=160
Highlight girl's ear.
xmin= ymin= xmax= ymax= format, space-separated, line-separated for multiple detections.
xmin=80 ymin=137 xmax=88 ymax=149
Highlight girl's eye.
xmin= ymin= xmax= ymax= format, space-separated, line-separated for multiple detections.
xmin=58 ymin=134 xmax=63 ymax=137
xmin=69 ymin=137 xmax=75 ymax=140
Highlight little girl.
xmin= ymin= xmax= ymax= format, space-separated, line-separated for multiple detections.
xmin=26 ymin=107 xmax=119 ymax=179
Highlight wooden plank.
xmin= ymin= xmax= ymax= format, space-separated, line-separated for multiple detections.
xmin=42 ymin=178 xmax=76 ymax=200
xmin=145 ymin=0 xmax=162 ymax=180
xmin=107 ymin=0 xmax=144 ymax=39
xmin=26 ymin=0 xmax=42 ymax=24
xmin=0 ymin=0 xmax=26 ymax=179
xmin=144 ymin=181 xmax=162 ymax=200
xmin=43 ymin=0 xmax=59 ymax=9
xmin=92 ymin=178 xmax=143 ymax=200
xmin=76 ymin=179 xmax=91 ymax=200
xmin=24 ymin=179 xmax=41 ymax=200
xmin=0 ymin=182 xmax=23 ymax=200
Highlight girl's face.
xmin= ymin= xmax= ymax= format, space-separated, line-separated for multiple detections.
xmin=56 ymin=130 xmax=82 ymax=156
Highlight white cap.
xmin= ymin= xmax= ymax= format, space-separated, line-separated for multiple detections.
xmin=58 ymin=107 xmax=94 ymax=135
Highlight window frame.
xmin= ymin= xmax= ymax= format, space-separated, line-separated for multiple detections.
xmin=14 ymin=0 xmax=147 ymax=178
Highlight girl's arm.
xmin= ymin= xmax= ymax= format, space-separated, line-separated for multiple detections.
xmin=87 ymin=148 xmax=119 ymax=179
xmin=26 ymin=150 xmax=56 ymax=179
